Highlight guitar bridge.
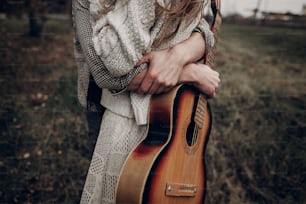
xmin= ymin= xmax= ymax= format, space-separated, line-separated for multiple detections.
xmin=165 ymin=183 xmax=197 ymax=197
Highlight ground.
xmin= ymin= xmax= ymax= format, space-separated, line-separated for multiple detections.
xmin=0 ymin=17 xmax=306 ymax=203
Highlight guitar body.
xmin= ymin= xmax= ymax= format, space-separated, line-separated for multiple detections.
xmin=116 ymin=84 xmax=212 ymax=204
xmin=117 ymin=1 xmax=221 ymax=202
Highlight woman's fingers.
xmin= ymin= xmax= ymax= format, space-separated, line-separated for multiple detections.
xmin=192 ymin=64 xmax=221 ymax=98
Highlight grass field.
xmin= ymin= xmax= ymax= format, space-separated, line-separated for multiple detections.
xmin=0 ymin=17 xmax=306 ymax=203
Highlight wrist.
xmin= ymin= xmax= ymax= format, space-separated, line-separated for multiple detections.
xmin=179 ymin=64 xmax=198 ymax=84
xmin=171 ymin=32 xmax=205 ymax=66
xmin=170 ymin=44 xmax=189 ymax=66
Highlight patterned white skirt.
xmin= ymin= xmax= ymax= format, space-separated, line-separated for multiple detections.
xmin=80 ymin=109 xmax=147 ymax=204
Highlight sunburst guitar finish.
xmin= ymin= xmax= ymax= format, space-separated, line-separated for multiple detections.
xmin=116 ymin=84 xmax=212 ymax=204
xmin=116 ymin=1 xmax=221 ymax=202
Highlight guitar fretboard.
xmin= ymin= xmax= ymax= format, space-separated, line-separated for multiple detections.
xmin=204 ymin=0 xmax=222 ymax=68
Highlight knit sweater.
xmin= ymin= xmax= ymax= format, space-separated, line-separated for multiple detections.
xmin=89 ymin=0 xmax=215 ymax=125
xmin=73 ymin=0 xmax=214 ymax=124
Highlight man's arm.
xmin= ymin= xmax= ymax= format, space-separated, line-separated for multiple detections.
xmin=130 ymin=1 xmax=215 ymax=95
xmin=142 ymin=32 xmax=206 ymax=94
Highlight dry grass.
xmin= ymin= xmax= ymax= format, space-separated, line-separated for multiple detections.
xmin=0 ymin=18 xmax=305 ymax=203
xmin=206 ymin=24 xmax=306 ymax=203
xmin=1 ymin=17 xmax=89 ymax=203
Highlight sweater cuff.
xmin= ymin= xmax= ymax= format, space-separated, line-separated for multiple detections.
xmin=193 ymin=22 xmax=215 ymax=55
xmin=110 ymin=63 xmax=147 ymax=95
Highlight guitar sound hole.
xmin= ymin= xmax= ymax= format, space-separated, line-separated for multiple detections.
xmin=186 ymin=121 xmax=197 ymax=146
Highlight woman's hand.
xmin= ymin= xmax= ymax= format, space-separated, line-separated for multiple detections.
xmin=179 ymin=63 xmax=221 ymax=98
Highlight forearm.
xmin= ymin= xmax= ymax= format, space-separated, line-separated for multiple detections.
xmin=178 ymin=63 xmax=198 ymax=84
xmin=130 ymin=32 xmax=207 ymax=94
xmin=170 ymin=32 xmax=206 ymax=66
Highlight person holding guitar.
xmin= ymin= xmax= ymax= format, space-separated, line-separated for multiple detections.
xmin=72 ymin=0 xmax=220 ymax=203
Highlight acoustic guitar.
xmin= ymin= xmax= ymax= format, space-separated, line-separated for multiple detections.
xmin=116 ymin=1 xmax=221 ymax=203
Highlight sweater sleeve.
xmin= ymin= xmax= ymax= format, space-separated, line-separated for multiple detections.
xmin=194 ymin=0 xmax=215 ymax=54
xmin=90 ymin=0 xmax=155 ymax=77
xmin=72 ymin=0 xmax=144 ymax=90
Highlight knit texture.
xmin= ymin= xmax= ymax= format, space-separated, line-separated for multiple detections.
xmin=72 ymin=0 xmax=145 ymax=107
xmin=89 ymin=0 xmax=214 ymax=125
xmin=73 ymin=0 xmax=215 ymax=203
xmin=80 ymin=110 xmax=147 ymax=204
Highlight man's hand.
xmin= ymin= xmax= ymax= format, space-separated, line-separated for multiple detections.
xmin=128 ymin=62 xmax=221 ymax=98
xmin=127 ymin=68 xmax=148 ymax=92
xmin=127 ymin=48 xmax=183 ymax=94
xmin=136 ymin=49 xmax=186 ymax=94
xmin=127 ymin=32 xmax=209 ymax=95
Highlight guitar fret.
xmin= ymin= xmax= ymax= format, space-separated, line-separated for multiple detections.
xmin=194 ymin=95 xmax=207 ymax=129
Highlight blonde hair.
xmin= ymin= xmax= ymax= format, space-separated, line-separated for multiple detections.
xmin=154 ymin=0 xmax=205 ymax=46
xmin=99 ymin=0 xmax=205 ymax=46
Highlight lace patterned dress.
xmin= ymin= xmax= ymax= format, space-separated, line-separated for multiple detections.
xmin=80 ymin=110 xmax=147 ymax=203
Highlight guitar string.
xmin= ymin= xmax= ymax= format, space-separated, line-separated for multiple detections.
xmin=191 ymin=123 xmax=198 ymax=148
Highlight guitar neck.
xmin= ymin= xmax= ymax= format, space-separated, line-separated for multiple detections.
xmin=204 ymin=0 xmax=222 ymax=68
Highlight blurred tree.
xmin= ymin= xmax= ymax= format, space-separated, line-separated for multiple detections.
xmin=0 ymin=0 xmax=9 ymax=13
xmin=24 ymin=0 xmax=47 ymax=37
xmin=4 ymin=0 xmax=71 ymax=37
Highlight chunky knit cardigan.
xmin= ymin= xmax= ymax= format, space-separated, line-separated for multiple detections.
xmin=73 ymin=0 xmax=214 ymax=124
xmin=72 ymin=0 xmax=144 ymax=106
